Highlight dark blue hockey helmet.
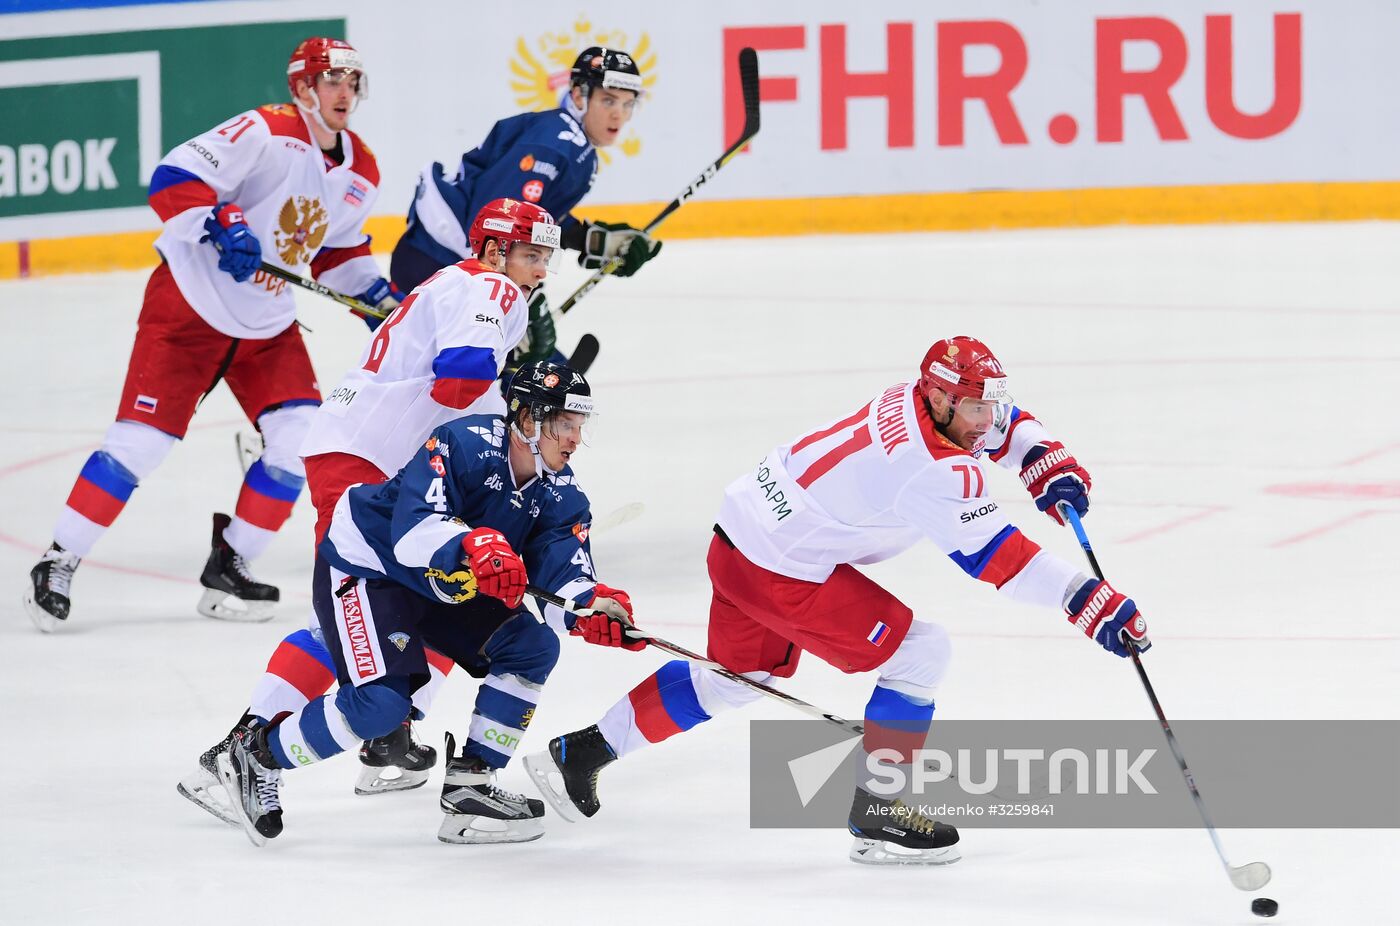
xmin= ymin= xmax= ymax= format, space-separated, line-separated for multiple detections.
xmin=507 ymin=361 xmax=593 ymax=433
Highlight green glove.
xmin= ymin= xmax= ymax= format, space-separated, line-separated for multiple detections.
xmin=577 ymin=220 xmax=662 ymax=278
xmin=516 ymin=286 xmax=557 ymax=364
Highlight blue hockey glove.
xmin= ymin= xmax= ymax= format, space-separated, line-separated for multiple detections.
xmin=201 ymin=203 xmax=262 ymax=283
xmin=355 ymin=278 xmax=405 ymax=331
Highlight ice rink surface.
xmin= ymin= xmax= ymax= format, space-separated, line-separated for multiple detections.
xmin=2 ymin=222 xmax=1397 ymax=924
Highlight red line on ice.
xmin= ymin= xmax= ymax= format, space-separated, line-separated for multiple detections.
xmin=1116 ymin=506 xmax=1228 ymax=544
xmin=1268 ymin=509 xmax=1387 ymax=548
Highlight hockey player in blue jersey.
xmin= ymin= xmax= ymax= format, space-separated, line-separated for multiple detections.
xmin=216 ymin=361 xmax=644 ymax=847
xmin=393 ymin=47 xmax=662 ymax=367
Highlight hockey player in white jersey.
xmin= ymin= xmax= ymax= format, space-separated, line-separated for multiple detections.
xmin=177 ymin=198 xmax=560 ymax=825
xmin=23 ymin=37 xmax=400 ymax=630
xmin=526 ymin=336 xmax=1150 ymax=865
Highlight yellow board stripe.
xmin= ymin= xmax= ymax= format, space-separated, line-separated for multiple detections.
xmin=5 ymin=180 xmax=1400 ymax=279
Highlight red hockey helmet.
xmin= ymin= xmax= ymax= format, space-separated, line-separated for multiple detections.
xmin=918 ymin=336 xmax=1011 ymax=403
xmin=287 ymin=37 xmax=368 ymax=102
xmin=468 ymin=198 xmax=561 ymax=259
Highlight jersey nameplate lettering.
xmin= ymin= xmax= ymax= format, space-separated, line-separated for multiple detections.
xmin=873 ymin=383 xmax=910 ymax=459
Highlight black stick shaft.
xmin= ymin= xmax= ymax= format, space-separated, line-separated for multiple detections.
xmin=554 ymin=47 xmax=761 ymax=319
xmin=256 ymin=261 xmax=386 ymax=320
xmin=524 ymin=583 xmax=864 ymax=736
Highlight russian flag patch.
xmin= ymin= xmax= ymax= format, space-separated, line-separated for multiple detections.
xmin=867 ymin=621 xmax=889 ymax=646
xmin=133 ymin=394 xmax=158 ymax=413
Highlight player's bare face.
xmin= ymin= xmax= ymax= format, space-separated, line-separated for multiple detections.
xmin=538 ymin=412 xmax=586 ymax=470
xmin=581 ymin=88 xmax=637 ymax=147
xmin=503 ymin=243 xmax=552 ymax=292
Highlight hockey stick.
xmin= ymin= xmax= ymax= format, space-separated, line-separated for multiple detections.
xmin=525 ymin=584 xmax=866 ymax=736
xmin=551 ymin=46 xmax=762 ymax=322
xmin=255 ymin=261 xmax=388 ymax=321
xmin=1058 ymin=504 xmax=1272 ymax=892
xmin=566 ymin=333 xmax=600 ymax=373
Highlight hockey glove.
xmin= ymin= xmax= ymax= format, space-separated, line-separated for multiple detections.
xmin=1065 ymin=578 xmax=1149 ymax=657
xmin=1020 ymin=441 xmax=1092 ymax=526
xmin=201 ymin=203 xmax=262 ymax=283
xmin=516 ymin=286 xmax=559 ymax=364
xmin=354 ymin=278 xmax=405 ymax=331
xmin=571 ymin=583 xmax=645 ymax=651
xmin=576 ymin=220 xmax=662 ymax=278
xmin=461 ymin=527 xmax=527 ymax=608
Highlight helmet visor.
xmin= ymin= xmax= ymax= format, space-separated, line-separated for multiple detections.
xmin=541 ymin=408 xmax=596 ymax=447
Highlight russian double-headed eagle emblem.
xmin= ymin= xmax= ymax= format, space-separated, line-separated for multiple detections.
xmin=274 ymin=196 xmax=329 ymax=266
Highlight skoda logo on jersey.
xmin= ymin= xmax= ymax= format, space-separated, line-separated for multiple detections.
xmin=509 ymin=16 xmax=657 ymax=168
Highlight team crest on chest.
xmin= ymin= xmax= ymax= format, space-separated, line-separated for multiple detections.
xmin=275 ymin=196 xmax=329 ymax=266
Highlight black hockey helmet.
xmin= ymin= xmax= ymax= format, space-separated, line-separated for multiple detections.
xmin=507 ymin=361 xmax=594 ymax=430
xmin=569 ymin=46 xmax=643 ymax=97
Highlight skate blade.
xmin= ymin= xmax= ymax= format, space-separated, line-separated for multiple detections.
xmin=354 ymin=764 xmax=430 ymax=796
xmin=21 ymin=588 xmax=62 ymax=634
xmin=849 ymin=837 xmax=962 ymax=867
xmin=197 ymin=588 xmax=276 ymax=623
xmin=177 ymin=766 xmax=240 ymax=826
xmin=215 ymin=753 xmax=267 ymax=848
xmin=523 ymin=750 xmax=582 ymax=823
xmin=437 ymin=813 xmax=544 ymax=845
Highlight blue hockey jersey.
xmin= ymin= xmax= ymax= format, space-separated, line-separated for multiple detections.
xmin=320 ymin=414 xmax=598 ymax=631
xmin=401 ymin=106 xmax=598 ymax=269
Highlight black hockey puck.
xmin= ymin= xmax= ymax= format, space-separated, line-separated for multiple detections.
xmin=1251 ymin=897 xmax=1278 ymax=917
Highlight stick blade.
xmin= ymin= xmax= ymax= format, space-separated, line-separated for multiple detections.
xmin=567 ymin=333 xmax=600 ymax=373
xmin=1229 ymin=862 xmax=1272 ymax=891
xmin=737 ymin=46 xmax=760 ymax=137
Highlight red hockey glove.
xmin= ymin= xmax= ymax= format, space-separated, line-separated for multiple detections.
xmin=461 ymin=527 xmax=527 ymax=607
xmin=570 ymin=583 xmax=645 ymax=651
xmin=1065 ymin=578 xmax=1150 ymax=657
xmin=1020 ymin=441 xmax=1093 ymax=526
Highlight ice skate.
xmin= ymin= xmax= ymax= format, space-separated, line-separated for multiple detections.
xmin=177 ymin=712 xmax=255 ymax=826
xmin=523 ymin=724 xmax=616 ymax=823
xmin=22 ymin=543 xmax=80 ymax=633
xmin=438 ymin=733 xmax=544 ymax=844
xmin=197 ymin=513 xmax=278 ymax=622
xmin=847 ymin=787 xmax=961 ymax=866
xmin=216 ymin=723 xmax=284 ymax=847
xmin=355 ymin=719 xmax=437 ymax=796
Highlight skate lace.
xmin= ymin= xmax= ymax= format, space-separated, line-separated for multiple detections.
xmin=488 ymin=781 xmax=530 ymax=805
xmin=891 ymin=798 xmax=936 ymax=835
xmin=255 ymin=764 xmax=282 ymax=813
xmin=229 ymin=552 xmax=257 ymax=584
xmin=45 ymin=551 xmax=78 ymax=596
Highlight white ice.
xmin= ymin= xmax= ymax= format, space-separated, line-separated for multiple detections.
xmin=2 ymin=223 xmax=1397 ymax=924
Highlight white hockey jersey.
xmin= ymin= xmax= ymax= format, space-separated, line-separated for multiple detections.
xmin=148 ymin=103 xmax=382 ymax=339
xmin=716 ymin=382 xmax=1083 ymax=609
xmin=299 ymin=260 xmax=529 ymax=476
